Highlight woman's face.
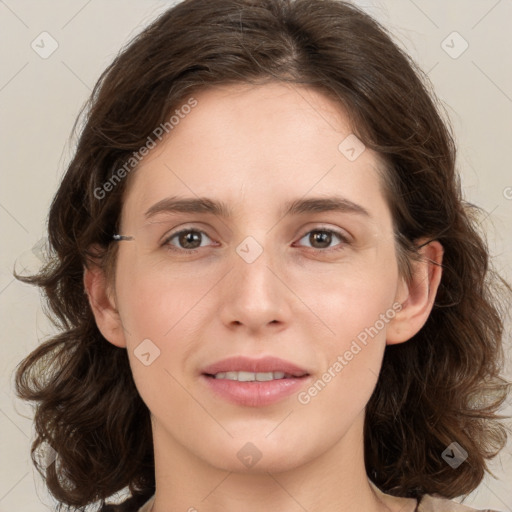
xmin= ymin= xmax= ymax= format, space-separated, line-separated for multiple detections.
xmin=110 ymin=82 xmax=408 ymax=472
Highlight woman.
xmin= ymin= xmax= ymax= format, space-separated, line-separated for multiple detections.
xmin=14 ymin=1 xmax=510 ymax=511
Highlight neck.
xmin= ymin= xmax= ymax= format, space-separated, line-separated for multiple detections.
xmin=148 ymin=411 xmax=414 ymax=512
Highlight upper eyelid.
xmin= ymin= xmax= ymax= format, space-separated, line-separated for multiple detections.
xmin=161 ymin=224 xmax=211 ymax=242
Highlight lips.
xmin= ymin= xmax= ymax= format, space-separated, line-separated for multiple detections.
xmin=212 ymin=371 xmax=290 ymax=381
xmin=200 ymin=356 xmax=311 ymax=407
xmin=201 ymin=356 xmax=309 ymax=378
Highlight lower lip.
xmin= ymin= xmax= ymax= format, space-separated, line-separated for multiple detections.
xmin=201 ymin=375 xmax=310 ymax=407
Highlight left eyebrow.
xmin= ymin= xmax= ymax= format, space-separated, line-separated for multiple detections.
xmin=281 ymin=196 xmax=371 ymax=218
xmin=143 ymin=195 xmax=371 ymax=220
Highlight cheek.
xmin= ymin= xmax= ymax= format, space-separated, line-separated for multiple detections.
xmin=298 ymin=259 xmax=399 ymax=399
xmin=299 ymin=259 xmax=399 ymax=340
xmin=115 ymin=253 xmax=209 ymax=337
xmin=114 ymin=258 xmax=206 ymax=413
xmin=295 ymin=277 xmax=395 ymax=424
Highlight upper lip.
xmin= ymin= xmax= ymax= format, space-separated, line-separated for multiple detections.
xmin=201 ymin=356 xmax=309 ymax=377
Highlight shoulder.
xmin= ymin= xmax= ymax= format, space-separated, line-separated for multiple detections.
xmin=369 ymin=480 xmax=501 ymax=512
xmin=100 ymin=493 xmax=155 ymax=512
xmin=418 ymin=493 xmax=502 ymax=512
xmin=104 ymin=492 xmax=501 ymax=512
xmin=137 ymin=495 xmax=155 ymax=512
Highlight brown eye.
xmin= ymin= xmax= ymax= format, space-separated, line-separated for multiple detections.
xmin=178 ymin=231 xmax=202 ymax=249
xmin=164 ymin=229 xmax=214 ymax=252
xmin=296 ymin=228 xmax=349 ymax=251
xmin=309 ymin=231 xmax=332 ymax=249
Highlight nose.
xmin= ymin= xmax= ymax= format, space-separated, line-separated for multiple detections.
xmin=218 ymin=239 xmax=292 ymax=335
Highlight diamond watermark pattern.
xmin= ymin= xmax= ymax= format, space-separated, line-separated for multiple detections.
xmin=34 ymin=442 xmax=57 ymax=469
xmin=441 ymin=31 xmax=469 ymax=59
xmin=134 ymin=338 xmax=161 ymax=366
xmin=237 ymin=442 xmax=262 ymax=468
xmin=441 ymin=441 xmax=468 ymax=469
xmin=31 ymin=237 xmax=47 ymax=262
xmin=236 ymin=236 xmax=263 ymax=264
xmin=31 ymin=31 xmax=59 ymax=59
xmin=338 ymin=134 xmax=366 ymax=161
xmin=14 ymin=237 xmax=48 ymax=276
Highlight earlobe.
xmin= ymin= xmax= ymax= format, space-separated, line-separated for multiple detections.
xmin=386 ymin=239 xmax=444 ymax=345
xmin=83 ymin=259 xmax=127 ymax=349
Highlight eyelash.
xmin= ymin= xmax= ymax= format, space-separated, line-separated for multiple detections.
xmin=162 ymin=227 xmax=350 ymax=254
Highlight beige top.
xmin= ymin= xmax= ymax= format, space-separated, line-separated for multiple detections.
xmin=137 ymin=495 xmax=154 ymax=512
xmin=136 ymin=493 xmax=500 ymax=512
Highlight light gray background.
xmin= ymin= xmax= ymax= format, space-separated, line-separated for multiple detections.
xmin=1 ymin=1 xmax=511 ymax=510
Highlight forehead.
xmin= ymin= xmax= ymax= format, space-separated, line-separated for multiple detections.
xmin=120 ymin=82 xmax=392 ymax=229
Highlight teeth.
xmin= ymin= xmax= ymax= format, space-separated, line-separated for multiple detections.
xmin=213 ymin=371 xmax=287 ymax=381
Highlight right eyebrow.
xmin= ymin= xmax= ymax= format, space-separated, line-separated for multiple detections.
xmin=144 ymin=197 xmax=231 ymax=220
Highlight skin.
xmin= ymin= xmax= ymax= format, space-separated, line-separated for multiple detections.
xmin=85 ymin=82 xmax=443 ymax=512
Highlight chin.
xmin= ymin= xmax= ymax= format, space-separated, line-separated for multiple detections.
xmin=196 ymin=434 xmax=316 ymax=475
xmin=217 ymin=451 xmax=310 ymax=475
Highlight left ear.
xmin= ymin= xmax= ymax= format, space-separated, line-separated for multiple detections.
xmin=386 ymin=239 xmax=443 ymax=345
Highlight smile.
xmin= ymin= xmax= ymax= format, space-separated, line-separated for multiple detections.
xmin=200 ymin=356 xmax=311 ymax=406
xmin=211 ymin=371 xmax=294 ymax=381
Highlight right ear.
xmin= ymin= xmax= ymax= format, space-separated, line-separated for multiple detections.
xmin=83 ymin=251 xmax=127 ymax=348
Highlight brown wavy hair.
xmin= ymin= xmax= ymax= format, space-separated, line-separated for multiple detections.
xmin=13 ymin=0 xmax=511 ymax=510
